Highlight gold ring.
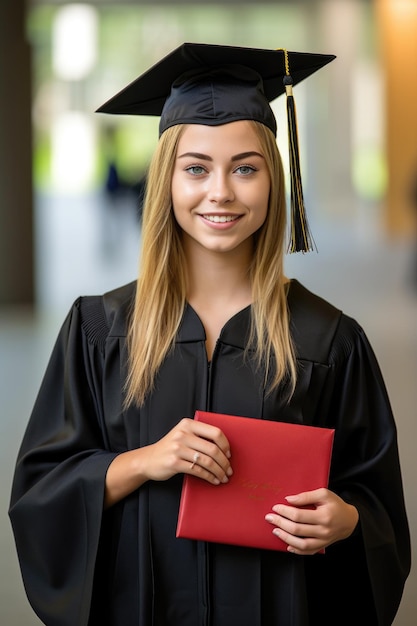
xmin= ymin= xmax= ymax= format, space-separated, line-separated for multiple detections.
xmin=190 ymin=452 xmax=200 ymax=470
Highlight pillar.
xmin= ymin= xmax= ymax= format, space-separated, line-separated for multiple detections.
xmin=375 ymin=0 xmax=417 ymax=237
xmin=0 ymin=0 xmax=34 ymax=305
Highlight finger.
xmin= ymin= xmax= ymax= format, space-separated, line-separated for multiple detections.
xmin=187 ymin=448 xmax=231 ymax=484
xmin=266 ymin=520 xmax=327 ymax=555
xmin=270 ymin=504 xmax=318 ymax=525
xmin=174 ymin=418 xmax=232 ymax=473
xmin=187 ymin=435 xmax=233 ymax=477
xmin=265 ymin=512 xmax=319 ymax=540
xmin=189 ymin=451 xmax=201 ymax=470
xmin=186 ymin=453 xmax=223 ymax=485
xmin=188 ymin=420 xmax=232 ymax=459
xmin=284 ymin=488 xmax=329 ymax=506
xmin=275 ymin=528 xmax=326 ymax=555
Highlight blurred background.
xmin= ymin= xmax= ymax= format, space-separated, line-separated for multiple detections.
xmin=1 ymin=0 xmax=416 ymax=623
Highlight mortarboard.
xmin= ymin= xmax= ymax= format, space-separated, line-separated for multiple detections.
xmin=97 ymin=43 xmax=336 ymax=252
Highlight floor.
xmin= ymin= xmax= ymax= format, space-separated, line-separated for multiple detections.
xmin=1 ymin=191 xmax=416 ymax=624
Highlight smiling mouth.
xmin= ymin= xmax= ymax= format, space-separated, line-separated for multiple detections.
xmin=202 ymin=214 xmax=240 ymax=223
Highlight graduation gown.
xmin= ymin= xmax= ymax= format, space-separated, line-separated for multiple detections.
xmin=9 ymin=279 xmax=410 ymax=626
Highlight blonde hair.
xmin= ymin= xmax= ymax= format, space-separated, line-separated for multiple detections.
xmin=124 ymin=121 xmax=296 ymax=407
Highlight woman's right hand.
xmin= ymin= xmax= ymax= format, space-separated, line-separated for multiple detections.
xmin=104 ymin=418 xmax=232 ymax=508
xmin=144 ymin=417 xmax=233 ymax=484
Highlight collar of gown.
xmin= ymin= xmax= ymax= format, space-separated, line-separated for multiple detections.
xmin=177 ymin=280 xmax=297 ymax=349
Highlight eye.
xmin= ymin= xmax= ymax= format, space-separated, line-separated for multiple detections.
xmin=234 ymin=164 xmax=257 ymax=176
xmin=185 ymin=165 xmax=207 ymax=176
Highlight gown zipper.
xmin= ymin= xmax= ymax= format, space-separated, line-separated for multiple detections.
xmin=199 ymin=337 xmax=221 ymax=626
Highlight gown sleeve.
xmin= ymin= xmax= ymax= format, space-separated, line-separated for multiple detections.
xmin=8 ymin=298 xmax=119 ymax=626
xmin=319 ymin=315 xmax=411 ymax=626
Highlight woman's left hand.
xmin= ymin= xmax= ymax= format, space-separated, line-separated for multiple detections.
xmin=265 ymin=488 xmax=359 ymax=555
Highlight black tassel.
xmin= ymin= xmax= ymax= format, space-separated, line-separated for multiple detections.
xmin=283 ymin=72 xmax=316 ymax=253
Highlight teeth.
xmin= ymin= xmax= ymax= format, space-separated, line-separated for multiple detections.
xmin=203 ymin=215 xmax=238 ymax=223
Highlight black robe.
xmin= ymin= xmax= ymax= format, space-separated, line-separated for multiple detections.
xmin=9 ymin=280 xmax=410 ymax=626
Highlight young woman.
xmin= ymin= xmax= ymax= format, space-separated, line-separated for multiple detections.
xmin=9 ymin=44 xmax=410 ymax=626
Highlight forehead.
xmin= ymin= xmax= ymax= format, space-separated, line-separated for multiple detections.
xmin=176 ymin=120 xmax=262 ymax=154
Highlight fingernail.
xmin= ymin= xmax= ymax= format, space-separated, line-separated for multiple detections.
xmin=265 ymin=514 xmax=274 ymax=522
xmin=226 ymin=450 xmax=231 ymax=458
xmin=226 ymin=467 xmax=233 ymax=477
xmin=213 ymin=478 xmax=220 ymax=485
xmin=222 ymin=476 xmax=229 ymax=484
xmin=285 ymin=495 xmax=299 ymax=502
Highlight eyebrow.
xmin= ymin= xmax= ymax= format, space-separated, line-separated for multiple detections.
xmin=177 ymin=151 xmax=264 ymax=162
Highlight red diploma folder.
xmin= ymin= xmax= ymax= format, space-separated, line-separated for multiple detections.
xmin=176 ymin=410 xmax=334 ymax=552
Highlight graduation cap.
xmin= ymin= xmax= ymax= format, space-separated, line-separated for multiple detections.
xmin=97 ymin=43 xmax=336 ymax=253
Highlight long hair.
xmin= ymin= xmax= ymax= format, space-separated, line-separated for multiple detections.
xmin=124 ymin=121 xmax=296 ymax=407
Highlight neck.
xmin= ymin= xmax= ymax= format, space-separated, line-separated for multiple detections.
xmin=182 ymin=238 xmax=254 ymax=360
xmin=183 ymin=239 xmax=253 ymax=309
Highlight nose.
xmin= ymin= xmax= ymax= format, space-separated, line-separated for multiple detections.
xmin=207 ymin=171 xmax=235 ymax=204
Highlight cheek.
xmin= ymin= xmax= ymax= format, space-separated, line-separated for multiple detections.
xmin=171 ymin=180 xmax=194 ymax=227
xmin=172 ymin=174 xmax=202 ymax=208
xmin=256 ymin=205 xmax=269 ymax=231
xmin=251 ymin=180 xmax=270 ymax=222
xmin=171 ymin=172 xmax=181 ymax=207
